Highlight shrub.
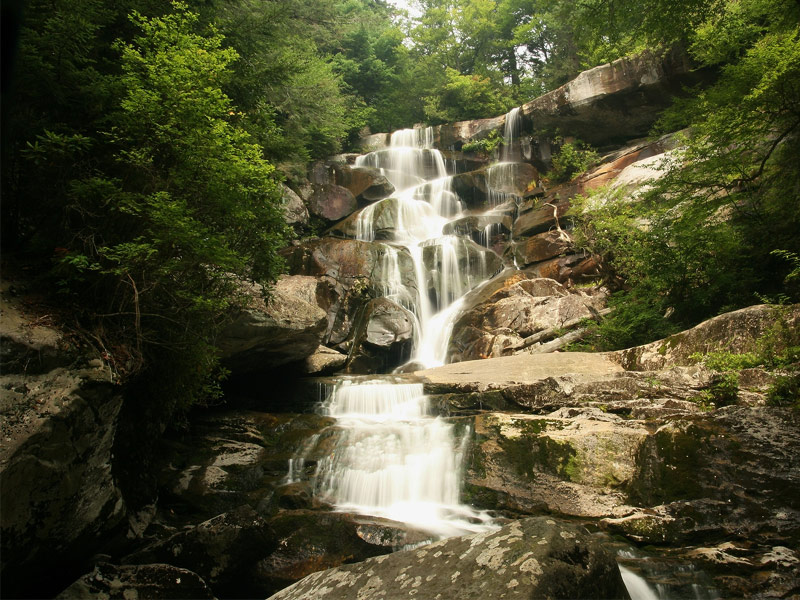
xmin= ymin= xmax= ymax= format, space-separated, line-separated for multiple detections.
xmin=766 ymin=375 xmax=800 ymax=408
xmin=546 ymin=137 xmax=599 ymax=183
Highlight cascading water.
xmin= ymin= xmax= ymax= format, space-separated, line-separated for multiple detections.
xmin=290 ymin=123 xmax=531 ymax=538
xmin=312 ymin=378 xmax=493 ymax=537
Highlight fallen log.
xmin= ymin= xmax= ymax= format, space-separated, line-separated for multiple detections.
xmin=510 ymin=306 xmax=612 ymax=352
xmin=528 ymin=328 xmax=588 ymax=353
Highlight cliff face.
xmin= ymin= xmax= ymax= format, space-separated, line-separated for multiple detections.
xmin=360 ymin=47 xmax=709 ymax=161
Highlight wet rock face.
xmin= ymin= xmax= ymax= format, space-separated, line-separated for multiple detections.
xmin=217 ymin=275 xmax=329 ymax=373
xmin=334 ymin=165 xmax=395 ymax=203
xmin=282 ymin=237 xmax=418 ymax=346
xmin=327 ymin=197 xmax=404 ymax=241
xmin=442 ymin=214 xmax=513 ymax=241
xmin=267 ymin=517 xmax=627 ymax=600
xmin=420 ymin=238 xmax=503 ymax=306
xmin=347 ymin=297 xmax=416 ymax=373
xmin=56 ymin=563 xmax=215 ymax=600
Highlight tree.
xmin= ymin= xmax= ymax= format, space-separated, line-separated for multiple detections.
xmin=568 ymin=0 xmax=800 ymax=349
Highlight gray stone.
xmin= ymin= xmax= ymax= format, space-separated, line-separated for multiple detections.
xmin=447 ymin=277 xmax=605 ymax=361
xmin=346 ymin=298 xmax=416 ymax=374
xmin=124 ymin=506 xmax=275 ymax=598
xmin=218 ymin=275 xmax=328 ymax=372
xmin=615 ymin=304 xmax=800 ymax=371
xmin=282 ymin=238 xmax=418 ymax=345
xmin=281 ymin=184 xmax=309 ymax=227
xmin=521 ymin=48 xmax=705 ymax=147
xmin=267 ymin=517 xmax=626 ymax=600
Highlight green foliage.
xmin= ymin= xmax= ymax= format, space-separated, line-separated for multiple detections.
xmin=707 ymin=372 xmax=740 ymax=406
xmin=546 ymin=138 xmax=599 ymax=183
xmin=462 ymin=130 xmax=503 ymax=155
xmin=690 ymin=351 xmax=761 ymax=372
xmin=766 ymin=375 xmax=800 ymax=408
xmin=569 ymin=290 xmax=680 ymax=352
xmin=754 ymin=307 xmax=800 ymax=368
xmin=4 ymin=2 xmax=290 ymax=418
xmin=423 ymin=68 xmax=510 ymax=124
xmin=566 ymin=2 xmax=800 ymax=341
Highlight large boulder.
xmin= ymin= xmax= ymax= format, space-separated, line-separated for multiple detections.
xmin=327 ymin=197 xmax=403 ymax=241
xmin=281 ymin=184 xmax=309 ymax=228
xmin=615 ymin=304 xmax=800 ymax=371
xmin=124 ymin=506 xmax=276 ymax=599
xmin=523 ymin=253 xmax=601 ymax=284
xmin=217 ymin=275 xmax=329 ymax=373
xmin=442 ymin=214 xmax=513 ymax=239
xmin=333 ymin=164 xmax=395 ymax=203
xmin=1 ymin=359 xmax=125 ymax=598
xmin=434 ymin=114 xmax=506 ymax=149
xmin=521 ymin=48 xmax=705 ymax=147
xmin=463 ymin=411 xmax=646 ymax=517
xmin=303 ymin=345 xmax=347 ymax=375
xmin=282 ymin=238 xmax=418 ymax=345
xmin=450 ymin=170 xmax=489 ymax=210
xmin=306 ymin=183 xmax=358 ymax=223
xmin=508 ymin=229 xmax=573 ymax=266
xmin=512 ymin=198 xmax=571 ymax=237
xmin=256 ymin=511 xmax=424 ymax=596
xmin=155 ymin=411 xmax=334 ymax=520
xmin=447 ymin=277 xmax=606 ymax=361
xmin=346 ymin=298 xmax=416 ymax=373
xmin=56 ymin=563 xmax=215 ymax=600
xmin=267 ymin=517 xmax=627 ymax=600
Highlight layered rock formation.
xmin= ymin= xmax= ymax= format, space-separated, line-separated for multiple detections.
xmin=0 ymin=283 xmax=127 ymax=598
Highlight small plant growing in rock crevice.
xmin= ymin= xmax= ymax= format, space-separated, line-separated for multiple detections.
xmin=766 ymin=374 xmax=800 ymax=409
xmin=706 ymin=372 xmax=740 ymax=407
xmin=462 ymin=130 xmax=503 ymax=155
xmin=546 ymin=137 xmax=599 ymax=183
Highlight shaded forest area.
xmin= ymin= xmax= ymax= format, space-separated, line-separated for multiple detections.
xmin=2 ymin=0 xmax=799 ymax=422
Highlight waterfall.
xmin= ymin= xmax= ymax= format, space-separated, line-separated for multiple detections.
xmin=291 ymin=123 xmax=537 ymax=537
xmin=353 ymin=126 xmax=498 ymax=368
xmin=501 ymin=106 xmax=521 ymax=162
xmin=312 ymin=378 xmax=493 ymax=537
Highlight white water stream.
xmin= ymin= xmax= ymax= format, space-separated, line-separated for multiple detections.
xmin=287 ymin=120 xmax=531 ymax=537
